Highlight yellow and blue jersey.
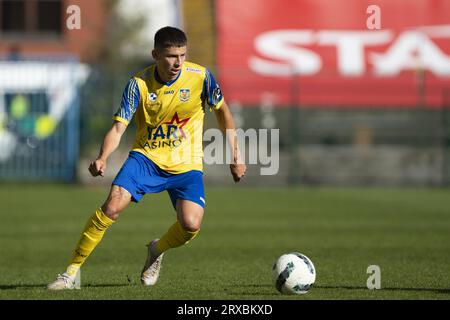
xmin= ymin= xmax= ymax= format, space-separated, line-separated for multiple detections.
xmin=113 ymin=61 xmax=224 ymax=174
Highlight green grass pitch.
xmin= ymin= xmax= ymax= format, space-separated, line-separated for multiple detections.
xmin=1 ymin=185 xmax=449 ymax=300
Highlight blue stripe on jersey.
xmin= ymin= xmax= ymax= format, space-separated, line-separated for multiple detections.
xmin=202 ymin=69 xmax=223 ymax=109
xmin=114 ymin=78 xmax=140 ymax=122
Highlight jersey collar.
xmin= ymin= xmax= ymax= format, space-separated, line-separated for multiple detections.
xmin=154 ymin=67 xmax=182 ymax=86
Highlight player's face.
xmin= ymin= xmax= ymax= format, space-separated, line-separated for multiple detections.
xmin=153 ymin=46 xmax=186 ymax=82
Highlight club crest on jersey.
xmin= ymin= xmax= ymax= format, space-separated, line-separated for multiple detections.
xmin=148 ymin=92 xmax=157 ymax=102
xmin=179 ymin=88 xmax=190 ymax=102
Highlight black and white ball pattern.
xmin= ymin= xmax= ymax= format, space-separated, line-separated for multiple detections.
xmin=272 ymin=252 xmax=316 ymax=294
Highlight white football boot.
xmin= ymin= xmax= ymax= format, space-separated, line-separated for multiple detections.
xmin=47 ymin=272 xmax=76 ymax=290
xmin=141 ymin=239 xmax=164 ymax=286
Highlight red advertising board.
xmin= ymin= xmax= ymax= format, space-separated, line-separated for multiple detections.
xmin=216 ymin=0 xmax=450 ymax=107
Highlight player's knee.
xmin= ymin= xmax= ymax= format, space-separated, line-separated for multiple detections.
xmin=180 ymin=217 xmax=202 ymax=232
xmin=101 ymin=204 xmax=121 ymax=221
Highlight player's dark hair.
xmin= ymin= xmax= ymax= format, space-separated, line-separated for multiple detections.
xmin=154 ymin=26 xmax=187 ymax=49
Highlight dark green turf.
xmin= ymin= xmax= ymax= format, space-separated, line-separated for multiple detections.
xmin=1 ymin=185 xmax=449 ymax=299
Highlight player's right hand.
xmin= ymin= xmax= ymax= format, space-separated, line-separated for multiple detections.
xmin=89 ymin=159 xmax=106 ymax=177
xmin=230 ymin=162 xmax=246 ymax=183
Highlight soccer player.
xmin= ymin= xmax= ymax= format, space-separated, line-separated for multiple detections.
xmin=47 ymin=26 xmax=246 ymax=290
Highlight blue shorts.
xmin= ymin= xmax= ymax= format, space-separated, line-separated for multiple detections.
xmin=112 ymin=151 xmax=205 ymax=209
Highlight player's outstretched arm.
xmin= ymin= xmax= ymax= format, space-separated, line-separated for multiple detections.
xmin=214 ymin=101 xmax=247 ymax=182
xmin=89 ymin=121 xmax=127 ymax=177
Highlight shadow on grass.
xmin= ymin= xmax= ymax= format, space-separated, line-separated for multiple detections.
xmin=224 ymin=284 xmax=450 ymax=296
xmin=0 ymin=283 xmax=136 ymax=290
xmin=3 ymin=283 xmax=450 ymax=296
xmin=314 ymin=285 xmax=450 ymax=295
xmin=0 ymin=284 xmax=48 ymax=290
xmin=223 ymin=284 xmax=279 ymax=296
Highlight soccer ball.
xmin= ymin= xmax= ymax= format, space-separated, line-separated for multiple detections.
xmin=272 ymin=252 xmax=316 ymax=295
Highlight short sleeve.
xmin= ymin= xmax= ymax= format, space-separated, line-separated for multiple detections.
xmin=112 ymin=78 xmax=140 ymax=125
xmin=201 ymin=69 xmax=224 ymax=111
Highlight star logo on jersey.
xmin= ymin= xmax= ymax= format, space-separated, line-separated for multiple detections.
xmin=148 ymin=92 xmax=157 ymax=102
xmin=163 ymin=112 xmax=191 ymax=139
xmin=179 ymin=88 xmax=190 ymax=102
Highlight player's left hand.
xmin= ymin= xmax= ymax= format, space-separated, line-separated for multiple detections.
xmin=230 ymin=163 xmax=246 ymax=183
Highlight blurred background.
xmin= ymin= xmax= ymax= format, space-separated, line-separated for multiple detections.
xmin=1 ymin=0 xmax=450 ymax=187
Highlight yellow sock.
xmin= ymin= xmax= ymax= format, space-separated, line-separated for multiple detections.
xmin=66 ymin=208 xmax=114 ymax=275
xmin=156 ymin=221 xmax=199 ymax=254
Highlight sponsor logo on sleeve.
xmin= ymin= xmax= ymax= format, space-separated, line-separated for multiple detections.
xmin=186 ymin=67 xmax=203 ymax=74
